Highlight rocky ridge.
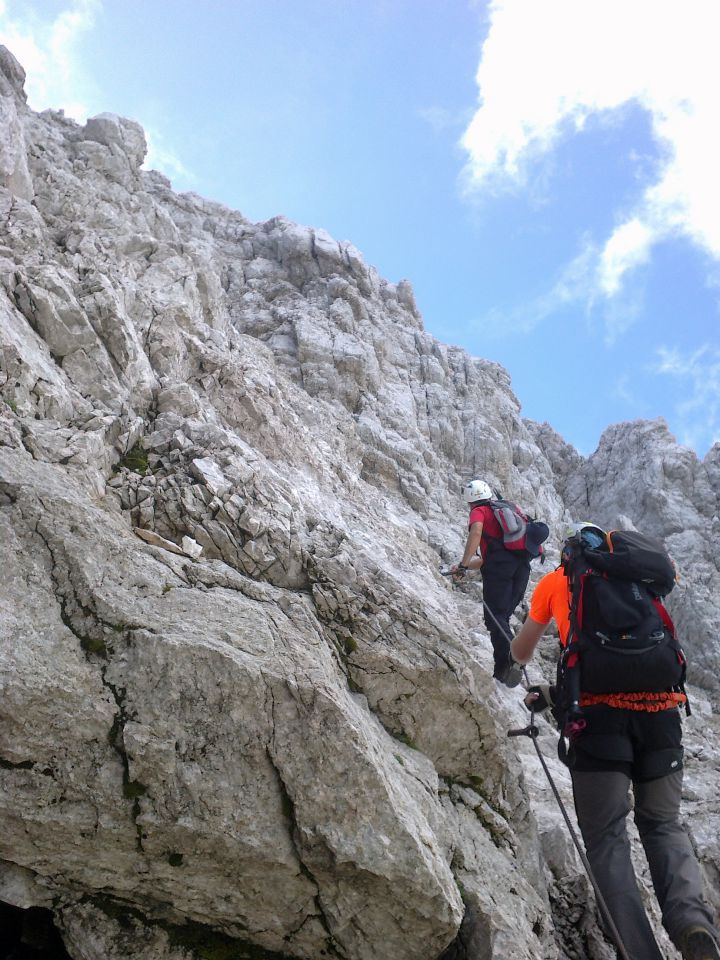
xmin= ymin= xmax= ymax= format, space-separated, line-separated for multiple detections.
xmin=1 ymin=46 xmax=719 ymax=960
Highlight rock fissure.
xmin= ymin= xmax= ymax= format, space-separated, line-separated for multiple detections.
xmin=29 ymin=512 xmax=149 ymax=853
xmin=263 ymin=745 xmax=343 ymax=959
xmin=103 ymin=673 xmax=146 ymax=853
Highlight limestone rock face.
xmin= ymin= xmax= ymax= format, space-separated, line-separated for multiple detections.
xmin=0 ymin=48 xmax=33 ymax=201
xmin=1 ymin=46 xmax=719 ymax=960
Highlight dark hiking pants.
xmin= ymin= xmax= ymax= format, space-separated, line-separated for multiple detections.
xmin=569 ymin=708 xmax=717 ymax=959
xmin=480 ymin=548 xmax=530 ymax=674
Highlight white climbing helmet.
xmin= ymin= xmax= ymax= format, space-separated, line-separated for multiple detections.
xmin=464 ymin=478 xmax=493 ymax=504
xmin=563 ymin=521 xmax=606 ymax=549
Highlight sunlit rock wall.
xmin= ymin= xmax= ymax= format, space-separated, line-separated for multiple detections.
xmin=1 ymin=45 xmax=718 ymax=960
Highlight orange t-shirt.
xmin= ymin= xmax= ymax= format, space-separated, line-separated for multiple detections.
xmin=529 ymin=567 xmax=571 ymax=644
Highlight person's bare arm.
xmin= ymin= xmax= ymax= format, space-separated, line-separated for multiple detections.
xmin=461 ymin=521 xmax=483 ymax=567
xmin=510 ymin=616 xmax=548 ymax=665
xmin=450 ymin=521 xmax=485 ymax=577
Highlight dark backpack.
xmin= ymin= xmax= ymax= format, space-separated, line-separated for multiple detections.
xmin=487 ymin=500 xmax=549 ymax=559
xmin=555 ymin=529 xmax=686 ymax=725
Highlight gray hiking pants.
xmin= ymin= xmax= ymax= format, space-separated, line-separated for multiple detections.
xmin=572 ymin=768 xmax=717 ymax=959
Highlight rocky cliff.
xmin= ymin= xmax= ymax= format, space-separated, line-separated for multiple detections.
xmin=1 ymin=46 xmax=718 ymax=960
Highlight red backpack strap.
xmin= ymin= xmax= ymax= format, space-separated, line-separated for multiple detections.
xmin=652 ymin=597 xmax=676 ymax=638
xmin=574 ymin=570 xmax=594 ymax=630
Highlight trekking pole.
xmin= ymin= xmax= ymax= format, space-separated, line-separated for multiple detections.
xmin=440 ymin=565 xmax=631 ymax=954
xmin=440 ymin=566 xmax=633 ymax=957
xmin=508 ymin=668 xmax=634 ymax=960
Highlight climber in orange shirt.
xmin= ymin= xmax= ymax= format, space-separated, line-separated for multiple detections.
xmin=508 ymin=522 xmax=719 ymax=960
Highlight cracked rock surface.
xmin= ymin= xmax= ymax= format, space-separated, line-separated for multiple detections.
xmin=1 ymin=45 xmax=719 ymax=960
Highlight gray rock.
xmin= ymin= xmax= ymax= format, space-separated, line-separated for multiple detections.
xmin=0 ymin=90 xmax=33 ymax=200
xmin=0 ymin=45 xmax=717 ymax=960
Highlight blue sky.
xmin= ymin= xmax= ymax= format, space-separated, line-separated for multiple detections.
xmin=2 ymin=0 xmax=719 ymax=457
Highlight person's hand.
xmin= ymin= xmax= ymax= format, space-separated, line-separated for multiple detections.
xmin=524 ymin=684 xmax=554 ymax=713
xmin=450 ymin=563 xmax=467 ymax=581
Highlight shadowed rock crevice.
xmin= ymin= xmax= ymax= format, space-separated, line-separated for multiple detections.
xmin=61 ymin=896 xmax=300 ymax=960
xmin=0 ymin=902 xmax=73 ymax=960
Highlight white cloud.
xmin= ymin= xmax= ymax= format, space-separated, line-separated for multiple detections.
xmin=417 ymin=105 xmax=473 ymax=135
xmin=652 ymin=344 xmax=720 ymax=452
xmin=475 ymin=232 xmax=645 ymax=345
xmin=144 ymin=127 xmax=194 ymax=185
xmin=479 ymin=235 xmax=645 ymax=340
xmin=462 ymin=0 xmax=720 ymax=301
xmin=530 ymin=240 xmax=597 ymax=324
xmin=0 ymin=0 xmax=100 ymax=120
xmin=600 ymin=290 xmax=644 ymax=346
xmin=612 ymin=373 xmax=641 ymax=408
xmin=597 ymin=219 xmax=653 ymax=297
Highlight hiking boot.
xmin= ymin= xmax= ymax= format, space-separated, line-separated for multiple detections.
xmin=680 ymin=926 xmax=720 ymax=960
xmin=493 ymin=659 xmax=523 ymax=688
xmin=492 ymin=659 xmax=509 ymax=681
